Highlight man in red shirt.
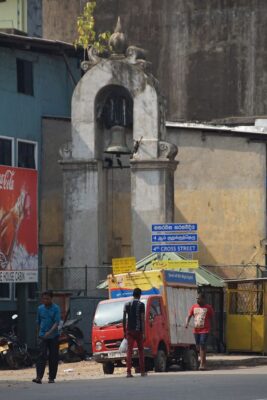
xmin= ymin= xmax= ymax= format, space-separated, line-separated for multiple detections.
xmin=185 ymin=292 xmax=215 ymax=370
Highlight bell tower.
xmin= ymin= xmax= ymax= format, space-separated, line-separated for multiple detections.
xmin=60 ymin=19 xmax=178 ymax=294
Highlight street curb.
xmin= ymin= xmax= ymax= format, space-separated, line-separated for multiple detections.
xmin=207 ymin=356 xmax=267 ymax=369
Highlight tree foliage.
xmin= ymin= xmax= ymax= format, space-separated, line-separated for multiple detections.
xmin=74 ymin=1 xmax=111 ymax=53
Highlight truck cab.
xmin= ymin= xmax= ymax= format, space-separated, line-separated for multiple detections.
xmin=92 ymin=295 xmax=170 ymax=374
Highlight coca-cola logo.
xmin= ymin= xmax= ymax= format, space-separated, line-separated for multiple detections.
xmin=0 ymin=170 xmax=15 ymax=191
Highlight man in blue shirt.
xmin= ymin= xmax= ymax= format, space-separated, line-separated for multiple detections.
xmin=32 ymin=291 xmax=61 ymax=384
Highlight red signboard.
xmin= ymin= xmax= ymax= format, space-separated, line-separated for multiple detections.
xmin=0 ymin=166 xmax=38 ymax=282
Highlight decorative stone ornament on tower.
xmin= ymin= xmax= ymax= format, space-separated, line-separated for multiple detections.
xmin=109 ymin=17 xmax=128 ymax=56
xmin=60 ymin=18 xmax=178 ymax=294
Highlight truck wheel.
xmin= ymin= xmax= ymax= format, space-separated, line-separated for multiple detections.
xmin=182 ymin=349 xmax=199 ymax=371
xmin=102 ymin=362 xmax=114 ymax=375
xmin=154 ymin=350 xmax=167 ymax=372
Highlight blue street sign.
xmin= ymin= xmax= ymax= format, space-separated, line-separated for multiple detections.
xmin=164 ymin=270 xmax=196 ymax=285
xmin=152 ymin=223 xmax=198 ymax=232
xmin=151 ymin=233 xmax=198 ymax=243
xmin=151 ymin=244 xmax=198 ymax=253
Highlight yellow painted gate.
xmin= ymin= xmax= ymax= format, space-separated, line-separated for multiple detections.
xmin=226 ymin=281 xmax=265 ymax=353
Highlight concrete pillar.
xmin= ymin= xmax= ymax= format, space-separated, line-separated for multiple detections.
xmin=60 ymin=159 xmax=106 ymax=295
xmin=131 ymin=159 xmax=178 ymax=260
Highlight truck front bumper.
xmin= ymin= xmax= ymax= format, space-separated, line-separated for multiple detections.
xmin=93 ymin=347 xmax=152 ymax=363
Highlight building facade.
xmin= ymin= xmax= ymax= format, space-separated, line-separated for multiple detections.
xmin=0 ymin=32 xmax=80 ymax=344
xmin=0 ymin=2 xmax=264 ymax=297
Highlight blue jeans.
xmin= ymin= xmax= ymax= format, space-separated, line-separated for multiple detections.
xmin=194 ymin=333 xmax=209 ymax=349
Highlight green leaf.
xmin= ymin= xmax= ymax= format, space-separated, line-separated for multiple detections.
xmin=74 ymin=0 xmax=110 ymax=53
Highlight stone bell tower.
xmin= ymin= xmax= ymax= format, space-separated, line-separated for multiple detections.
xmin=60 ymin=19 xmax=178 ymax=294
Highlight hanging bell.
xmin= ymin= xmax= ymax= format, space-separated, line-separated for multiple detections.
xmin=104 ymin=125 xmax=131 ymax=155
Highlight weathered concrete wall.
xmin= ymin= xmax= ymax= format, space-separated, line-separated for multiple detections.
xmin=42 ymin=0 xmax=267 ymax=122
xmin=105 ymin=168 xmax=132 ymax=261
xmin=42 ymin=0 xmax=86 ymax=43
xmin=168 ymin=128 xmax=267 ymax=266
xmin=40 ymin=117 xmax=71 ymax=268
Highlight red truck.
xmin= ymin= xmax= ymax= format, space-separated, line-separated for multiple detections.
xmin=92 ymin=269 xmax=199 ymax=374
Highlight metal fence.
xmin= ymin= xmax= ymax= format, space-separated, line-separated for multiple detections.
xmin=202 ymin=264 xmax=265 ymax=280
xmin=39 ymin=265 xmax=112 ymax=295
xmin=39 ymin=264 xmax=266 ymax=293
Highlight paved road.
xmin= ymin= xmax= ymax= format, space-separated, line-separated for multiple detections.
xmin=1 ymin=368 xmax=267 ymax=400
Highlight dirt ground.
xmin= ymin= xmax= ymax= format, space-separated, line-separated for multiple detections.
xmin=2 ymin=355 xmax=267 ymax=382
xmin=0 ymin=360 xmax=126 ymax=382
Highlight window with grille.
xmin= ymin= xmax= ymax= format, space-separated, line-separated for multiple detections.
xmin=0 ymin=137 xmax=13 ymax=166
xmin=15 ymin=283 xmax=38 ymax=300
xmin=17 ymin=140 xmax=36 ymax=169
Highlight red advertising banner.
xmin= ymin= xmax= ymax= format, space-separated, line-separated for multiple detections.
xmin=0 ymin=166 xmax=38 ymax=282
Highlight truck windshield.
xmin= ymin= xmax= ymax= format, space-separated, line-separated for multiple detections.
xmin=94 ymin=298 xmax=147 ymax=327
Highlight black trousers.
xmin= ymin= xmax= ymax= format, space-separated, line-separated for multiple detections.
xmin=36 ymin=337 xmax=59 ymax=380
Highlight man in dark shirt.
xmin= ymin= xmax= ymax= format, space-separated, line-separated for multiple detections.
xmin=123 ymin=287 xmax=146 ymax=377
xmin=32 ymin=291 xmax=60 ymax=384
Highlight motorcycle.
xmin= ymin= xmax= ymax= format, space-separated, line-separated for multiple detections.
xmin=0 ymin=314 xmax=32 ymax=369
xmin=58 ymin=311 xmax=85 ymax=363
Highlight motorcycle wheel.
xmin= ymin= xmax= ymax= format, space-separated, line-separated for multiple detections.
xmin=23 ymin=353 xmax=33 ymax=367
xmin=61 ymin=351 xmax=81 ymax=363
xmin=6 ymin=352 xmax=20 ymax=369
xmin=68 ymin=327 xmax=83 ymax=339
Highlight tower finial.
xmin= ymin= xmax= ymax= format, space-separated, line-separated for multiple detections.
xmin=109 ymin=16 xmax=128 ymax=55
xmin=115 ymin=16 xmax=122 ymax=33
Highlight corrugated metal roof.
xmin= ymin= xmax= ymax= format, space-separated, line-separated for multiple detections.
xmin=225 ymin=277 xmax=267 ymax=283
xmin=195 ymin=267 xmax=224 ymax=287
xmin=97 ymin=253 xmax=224 ymax=289
xmin=166 ymin=121 xmax=267 ymax=135
xmin=0 ymin=31 xmax=79 ymax=55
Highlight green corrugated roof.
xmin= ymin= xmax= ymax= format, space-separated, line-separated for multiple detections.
xmin=97 ymin=253 xmax=224 ymax=289
xmin=136 ymin=252 xmax=185 ymax=269
xmin=195 ymin=267 xmax=224 ymax=287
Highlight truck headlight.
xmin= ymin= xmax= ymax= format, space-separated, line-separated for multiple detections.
xmin=95 ymin=341 xmax=102 ymax=351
